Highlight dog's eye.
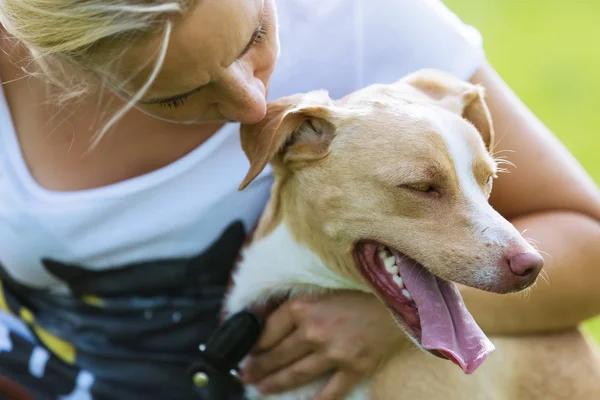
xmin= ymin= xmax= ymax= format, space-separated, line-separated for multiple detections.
xmin=410 ymin=183 xmax=433 ymax=192
xmin=400 ymin=183 xmax=439 ymax=196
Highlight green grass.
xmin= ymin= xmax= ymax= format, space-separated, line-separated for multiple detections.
xmin=444 ymin=1 xmax=600 ymax=343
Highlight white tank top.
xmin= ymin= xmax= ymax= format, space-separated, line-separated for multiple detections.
xmin=0 ymin=0 xmax=484 ymax=293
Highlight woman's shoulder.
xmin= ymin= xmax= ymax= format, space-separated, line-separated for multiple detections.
xmin=270 ymin=0 xmax=485 ymax=100
xmin=274 ymin=0 xmax=482 ymax=52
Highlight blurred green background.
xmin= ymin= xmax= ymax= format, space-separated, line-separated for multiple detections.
xmin=444 ymin=1 xmax=600 ymax=343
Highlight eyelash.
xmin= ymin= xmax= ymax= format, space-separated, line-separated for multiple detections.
xmin=253 ymin=22 xmax=269 ymax=46
xmin=158 ymin=21 xmax=269 ymax=110
xmin=158 ymin=95 xmax=190 ymax=110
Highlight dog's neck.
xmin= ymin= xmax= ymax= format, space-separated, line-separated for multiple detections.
xmin=225 ymin=221 xmax=369 ymax=315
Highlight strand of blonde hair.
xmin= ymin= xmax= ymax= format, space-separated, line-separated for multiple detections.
xmin=89 ymin=21 xmax=173 ymax=149
xmin=0 ymin=0 xmax=189 ymax=146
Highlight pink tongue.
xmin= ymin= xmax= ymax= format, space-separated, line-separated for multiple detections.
xmin=394 ymin=254 xmax=494 ymax=374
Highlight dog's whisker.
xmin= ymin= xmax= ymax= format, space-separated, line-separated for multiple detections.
xmin=491 ymin=148 xmax=516 ymax=157
xmin=494 ymin=161 xmax=514 ymax=168
xmin=539 ymin=270 xmax=551 ymax=286
xmin=536 ymin=249 xmax=552 ymax=258
xmin=524 ymin=239 xmax=539 ymax=251
xmin=515 ymin=285 xmax=534 ymax=300
xmin=493 ymin=155 xmax=515 ymax=162
xmin=489 ymin=125 xmax=515 ymax=154
xmin=494 ymin=161 xmax=516 ymax=170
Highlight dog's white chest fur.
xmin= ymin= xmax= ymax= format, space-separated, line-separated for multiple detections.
xmin=225 ymin=223 xmax=369 ymax=400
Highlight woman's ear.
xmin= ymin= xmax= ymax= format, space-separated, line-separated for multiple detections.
xmin=239 ymin=90 xmax=337 ymax=190
xmin=401 ymin=69 xmax=495 ymax=151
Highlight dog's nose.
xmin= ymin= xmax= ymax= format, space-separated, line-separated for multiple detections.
xmin=493 ymin=251 xmax=544 ymax=293
xmin=508 ymin=252 xmax=544 ymax=278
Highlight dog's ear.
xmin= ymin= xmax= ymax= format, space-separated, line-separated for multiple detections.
xmin=401 ymin=69 xmax=494 ymax=151
xmin=239 ymin=90 xmax=337 ymax=190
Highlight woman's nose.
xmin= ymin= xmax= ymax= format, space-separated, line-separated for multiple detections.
xmin=218 ymin=64 xmax=267 ymax=124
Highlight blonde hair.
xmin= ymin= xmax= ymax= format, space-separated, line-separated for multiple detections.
xmin=0 ymin=0 xmax=191 ymax=145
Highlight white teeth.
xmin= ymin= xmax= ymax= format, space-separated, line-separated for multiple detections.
xmin=378 ymin=246 xmax=409 ymax=296
xmin=393 ymin=275 xmax=404 ymax=287
xmin=383 ymin=256 xmax=396 ymax=269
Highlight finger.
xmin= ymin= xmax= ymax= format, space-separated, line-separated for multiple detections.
xmin=252 ymin=302 xmax=297 ymax=353
xmin=243 ymin=329 xmax=313 ymax=383
xmin=310 ymin=371 xmax=360 ymax=400
xmin=257 ymin=353 xmax=333 ymax=395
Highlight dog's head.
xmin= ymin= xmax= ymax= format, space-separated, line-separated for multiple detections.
xmin=239 ymin=69 xmax=543 ymax=373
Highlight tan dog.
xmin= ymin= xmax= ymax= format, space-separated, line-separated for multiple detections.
xmin=226 ymin=70 xmax=600 ymax=399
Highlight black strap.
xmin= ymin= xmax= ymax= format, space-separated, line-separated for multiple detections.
xmin=187 ymin=310 xmax=262 ymax=400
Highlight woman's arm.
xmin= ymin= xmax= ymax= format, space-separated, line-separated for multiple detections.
xmin=461 ymin=60 xmax=600 ymax=335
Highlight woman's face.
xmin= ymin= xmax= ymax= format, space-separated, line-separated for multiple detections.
xmin=120 ymin=0 xmax=279 ymax=124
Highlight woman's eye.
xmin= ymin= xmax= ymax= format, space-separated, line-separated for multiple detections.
xmin=158 ymin=96 xmax=189 ymax=110
xmin=253 ymin=29 xmax=267 ymax=45
xmin=252 ymin=22 xmax=269 ymax=46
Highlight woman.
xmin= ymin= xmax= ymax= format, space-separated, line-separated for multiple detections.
xmin=0 ymin=0 xmax=598 ymax=399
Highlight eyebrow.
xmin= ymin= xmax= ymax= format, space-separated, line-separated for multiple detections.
xmin=140 ymin=3 xmax=266 ymax=105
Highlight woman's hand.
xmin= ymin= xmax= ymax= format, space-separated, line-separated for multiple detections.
xmin=240 ymin=291 xmax=403 ymax=400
